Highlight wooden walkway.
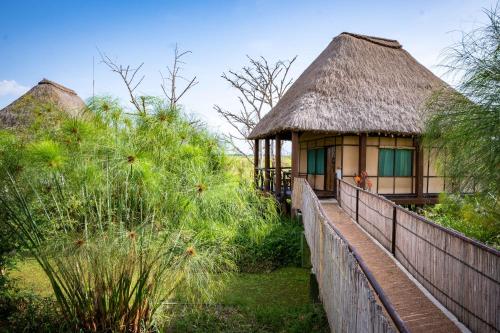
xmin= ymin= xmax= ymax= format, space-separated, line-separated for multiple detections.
xmin=321 ymin=200 xmax=462 ymax=333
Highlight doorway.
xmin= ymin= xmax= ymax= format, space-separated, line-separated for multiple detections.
xmin=325 ymin=146 xmax=336 ymax=194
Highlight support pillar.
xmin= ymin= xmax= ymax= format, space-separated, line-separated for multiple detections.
xmin=359 ymin=133 xmax=367 ymax=174
xmin=264 ymin=138 xmax=270 ymax=192
xmin=291 ymin=132 xmax=300 ymax=217
xmin=254 ymin=139 xmax=259 ymax=188
xmin=291 ymin=132 xmax=299 ymax=187
xmin=416 ymin=138 xmax=424 ymax=199
xmin=275 ymin=135 xmax=282 ymax=197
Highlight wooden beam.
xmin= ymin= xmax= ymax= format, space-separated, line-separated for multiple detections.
xmin=254 ymin=139 xmax=259 ymax=188
xmin=264 ymin=139 xmax=270 ymax=192
xmin=388 ymin=196 xmax=438 ymax=205
xmin=359 ymin=133 xmax=367 ymax=174
xmin=291 ymin=132 xmax=299 ymax=188
xmin=416 ymin=138 xmax=424 ymax=199
xmin=275 ymin=136 xmax=282 ymax=197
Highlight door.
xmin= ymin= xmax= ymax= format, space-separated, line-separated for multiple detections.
xmin=326 ymin=146 xmax=336 ymax=192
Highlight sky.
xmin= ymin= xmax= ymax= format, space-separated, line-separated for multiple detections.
xmin=0 ymin=0 xmax=495 ymax=152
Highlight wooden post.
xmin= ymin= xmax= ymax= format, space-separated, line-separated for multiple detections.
xmin=338 ymin=179 xmax=342 ymax=207
xmin=254 ymin=139 xmax=259 ymax=188
xmin=355 ymin=188 xmax=359 ymax=223
xmin=359 ymin=133 xmax=367 ymax=174
xmin=416 ymin=138 xmax=424 ymax=199
xmin=264 ymin=138 xmax=270 ymax=192
xmin=391 ymin=206 xmax=397 ymax=255
xmin=275 ymin=135 xmax=282 ymax=197
xmin=291 ymin=132 xmax=299 ymax=188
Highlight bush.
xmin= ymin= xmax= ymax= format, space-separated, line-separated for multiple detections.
xmin=0 ymin=292 xmax=63 ymax=333
xmin=424 ymin=193 xmax=500 ymax=248
xmin=236 ymin=217 xmax=302 ymax=272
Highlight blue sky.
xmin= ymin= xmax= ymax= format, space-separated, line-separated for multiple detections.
xmin=0 ymin=0 xmax=495 ymax=142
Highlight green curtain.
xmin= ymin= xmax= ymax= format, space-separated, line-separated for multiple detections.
xmin=316 ymin=148 xmax=325 ymax=175
xmin=378 ymin=149 xmax=394 ymax=176
xmin=395 ymin=149 xmax=412 ymax=176
xmin=307 ymin=149 xmax=316 ymax=174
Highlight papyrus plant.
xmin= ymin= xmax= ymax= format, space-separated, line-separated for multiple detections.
xmin=1 ymin=173 xmax=232 ymax=332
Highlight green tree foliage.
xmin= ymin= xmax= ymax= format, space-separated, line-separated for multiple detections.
xmin=424 ymin=6 xmax=500 ymax=246
xmin=424 ymin=6 xmax=500 ymax=196
xmin=0 ymin=97 xmax=281 ymax=331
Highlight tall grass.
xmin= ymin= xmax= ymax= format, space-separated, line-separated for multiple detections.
xmin=0 ymin=96 xmax=279 ymax=331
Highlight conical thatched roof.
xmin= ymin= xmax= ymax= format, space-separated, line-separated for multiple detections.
xmin=248 ymin=32 xmax=449 ymax=139
xmin=0 ymin=79 xmax=85 ymax=128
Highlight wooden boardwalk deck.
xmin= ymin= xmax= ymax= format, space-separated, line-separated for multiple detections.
xmin=321 ymin=200 xmax=462 ymax=333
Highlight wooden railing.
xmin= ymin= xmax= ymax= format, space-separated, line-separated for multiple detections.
xmin=293 ymin=178 xmax=405 ymax=333
xmin=255 ymin=167 xmax=291 ymax=197
xmin=337 ymin=179 xmax=500 ymax=333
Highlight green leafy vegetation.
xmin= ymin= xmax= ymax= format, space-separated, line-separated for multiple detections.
xmin=0 ymin=96 xmax=315 ymax=331
xmin=423 ymin=6 xmax=500 ymax=246
xmin=424 ymin=194 xmax=499 ymax=248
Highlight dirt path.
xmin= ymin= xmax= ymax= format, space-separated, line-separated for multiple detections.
xmin=321 ymin=201 xmax=462 ymax=333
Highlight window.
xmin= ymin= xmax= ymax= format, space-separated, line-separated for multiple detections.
xmin=307 ymin=148 xmax=325 ymax=175
xmin=378 ymin=149 xmax=394 ymax=176
xmin=378 ymin=148 xmax=412 ymax=177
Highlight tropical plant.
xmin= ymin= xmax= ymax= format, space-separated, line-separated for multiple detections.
xmin=424 ymin=193 xmax=499 ymax=248
xmin=0 ymin=96 xmax=280 ymax=331
xmin=423 ymin=5 xmax=500 ymax=241
xmin=424 ymin=5 xmax=500 ymax=197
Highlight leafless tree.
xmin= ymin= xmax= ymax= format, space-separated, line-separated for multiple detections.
xmin=99 ymin=50 xmax=147 ymax=114
xmin=214 ymin=55 xmax=297 ymax=160
xmin=99 ymin=44 xmax=198 ymax=113
xmin=160 ymin=44 xmax=199 ymax=108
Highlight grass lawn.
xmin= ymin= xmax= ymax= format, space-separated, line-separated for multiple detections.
xmin=9 ymin=261 xmax=329 ymax=332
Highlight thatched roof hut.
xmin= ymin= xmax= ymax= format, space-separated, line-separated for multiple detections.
xmin=0 ymin=79 xmax=85 ymax=128
xmin=248 ymin=32 xmax=449 ymax=139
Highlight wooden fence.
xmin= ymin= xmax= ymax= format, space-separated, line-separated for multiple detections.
xmin=337 ymin=179 xmax=500 ymax=333
xmin=293 ymin=178 xmax=404 ymax=333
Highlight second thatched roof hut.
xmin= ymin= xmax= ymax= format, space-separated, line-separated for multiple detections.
xmin=0 ymin=79 xmax=85 ymax=129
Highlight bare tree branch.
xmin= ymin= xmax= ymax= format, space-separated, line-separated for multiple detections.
xmin=215 ymin=55 xmax=297 ymax=157
xmin=99 ymin=49 xmax=146 ymax=114
xmin=160 ymin=44 xmax=199 ymax=108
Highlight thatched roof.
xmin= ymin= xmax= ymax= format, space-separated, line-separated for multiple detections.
xmin=248 ymin=32 xmax=449 ymax=139
xmin=0 ymin=79 xmax=85 ymax=128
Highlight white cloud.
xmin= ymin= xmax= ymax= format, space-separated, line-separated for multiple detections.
xmin=0 ymin=80 xmax=29 ymax=97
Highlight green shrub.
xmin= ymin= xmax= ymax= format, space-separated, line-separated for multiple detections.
xmin=424 ymin=193 xmax=500 ymax=248
xmin=0 ymin=290 xmax=64 ymax=333
xmin=236 ymin=218 xmax=302 ymax=272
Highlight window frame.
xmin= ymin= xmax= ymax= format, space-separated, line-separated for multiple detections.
xmin=307 ymin=148 xmax=326 ymax=175
xmin=378 ymin=148 xmax=413 ymax=177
